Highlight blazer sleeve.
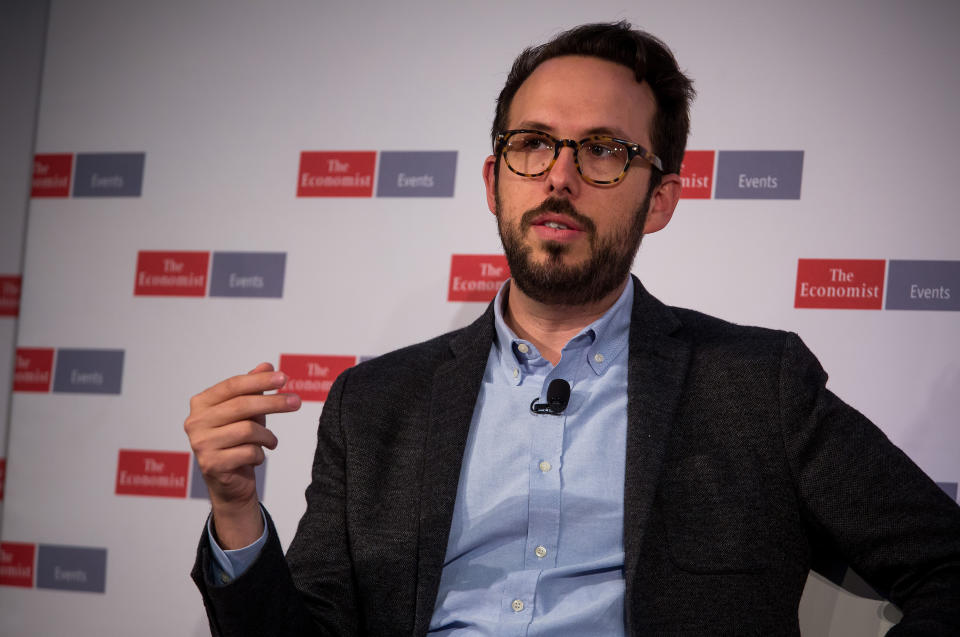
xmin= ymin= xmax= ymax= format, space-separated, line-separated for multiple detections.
xmin=778 ymin=332 xmax=960 ymax=634
xmin=191 ymin=371 xmax=359 ymax=636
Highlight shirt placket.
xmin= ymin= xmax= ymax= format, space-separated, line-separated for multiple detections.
xmin=526 ymin=407 xmax=563 ymax=572
xmin=524 ymin=340 xmax=587 ymax=585
xmin=498 ymin=569 xmax=539 ymax=635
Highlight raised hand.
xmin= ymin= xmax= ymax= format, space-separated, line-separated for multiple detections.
xmin=184 ymin=362 xmax=301 ymax=548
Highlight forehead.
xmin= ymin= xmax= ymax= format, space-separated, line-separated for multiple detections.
xmin=508 ymin=55 xmax=656 ymax=144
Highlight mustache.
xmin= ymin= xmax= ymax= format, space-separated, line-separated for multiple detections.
xmin=519 ymin=197 xmax=596 ymax=235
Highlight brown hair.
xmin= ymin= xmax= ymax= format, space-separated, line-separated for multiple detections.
xmin=492 ymin=21 xmax=695 ymax=176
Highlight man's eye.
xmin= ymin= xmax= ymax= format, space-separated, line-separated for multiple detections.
xmin=585 ymin=143 xmax=617 ymax=158
xmin=523 ymin=137 xmax=549 ymax=150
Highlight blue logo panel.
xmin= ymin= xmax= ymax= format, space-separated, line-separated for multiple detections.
xmin=52 ymin=349 xmax=124 ymax=394
xmin=36 ymin=545 xmax=107 ymax=593
xmin=209 ymin=252 xmax=286 ymax=298
xmin=376 ymin=151 xmax=457 ymax=197
xmin=885 ymin=260 xmax=959 ymax=311
xmin=73 ymin=153 xmax=145 ymax=197
xmin=936 ymin=482 xmax=958 ymax=502
xmin=714 ymin=151 xmax=803 ymax=199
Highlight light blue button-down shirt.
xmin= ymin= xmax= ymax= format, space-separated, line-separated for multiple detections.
xmin=211 ymin=279 xmax=633 ymax=636
xmin=429 ymin=279 xmax=632 ymax=636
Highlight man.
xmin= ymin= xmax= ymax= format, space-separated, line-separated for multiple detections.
xmin=186 ymin=22 xmax=960 ymax=636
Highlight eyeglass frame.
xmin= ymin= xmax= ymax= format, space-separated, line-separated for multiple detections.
xmin=494 ymin=129 xmax=664 ymax=185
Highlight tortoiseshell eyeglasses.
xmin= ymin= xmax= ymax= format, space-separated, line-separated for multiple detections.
xmin=495 ymin=129 xmax=663 ymax=185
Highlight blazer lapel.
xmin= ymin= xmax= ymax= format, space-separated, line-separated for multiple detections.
xmin=413 ymin=304 xmax=496 ymax=636
xmin=623 ymin=278 xmax=691 ymax=588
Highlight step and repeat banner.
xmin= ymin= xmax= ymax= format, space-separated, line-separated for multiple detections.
xmin=2 ymin=1 xmax=958 ymax=635
xmin=0 ymin=0 xmax=49 ymax=544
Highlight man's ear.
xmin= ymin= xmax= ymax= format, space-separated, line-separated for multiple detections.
xmin=482 ymin=155 xmax=498 ymax=215
xmin=642 ymin=173 xmax=682 ymax=234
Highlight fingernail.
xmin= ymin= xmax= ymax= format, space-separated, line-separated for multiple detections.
xmin=286 ymin=394 xmax=301 ymax=407
xmin=272 ymin=372 xmax=287 ymax=387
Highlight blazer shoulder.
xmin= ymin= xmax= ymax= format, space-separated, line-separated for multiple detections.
xmin=337 ymin=305 xmax=494 ymax=396
xmin=670 ymin=305 xmax=786 ymax=344
xmin=662 ymin=305 xmax=831 ymax=398
xmin=665 ymin=304 xmax=802 ymax=365
xmin=630 ymin=278 xmax=792 ymax=360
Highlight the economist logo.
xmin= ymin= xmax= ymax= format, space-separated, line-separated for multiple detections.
xmin=31 ymin=154 xmax=73 ymax=197
xmin=448 ymin=254 xmax=510 ymax=302
xmin=278 ymin=354 xmax=357 ymax=402
xmin=13 ymin=348 xmax=55 ymax=392
xmin=115 ymin=450 xmax=190 ymax=498
xmin=0 ymin=542 xmax=35 ymax=588
xmin=679 ymin=151 xmax=715 ymax=199
xmin=0 ymin=275 xmax=21 ymax=317
xmin=795 ymin=259 xmax=886 ymax=309
xmin=134 ymin=251 xmax=209 ymax=297
xmin=297 ymin=151 xmax=376 ymax=197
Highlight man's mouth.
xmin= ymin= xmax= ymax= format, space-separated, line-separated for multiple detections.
xmin=530 ymin=213 xmax=585 ymax=233
xmin=526 ymin=212 xmax=588 ymax=245
xmin=515 ymin=197 xmax=596 ymax=243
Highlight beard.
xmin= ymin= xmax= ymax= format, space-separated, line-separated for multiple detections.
xmin=496 ymin=190 xmax=651 ymax=306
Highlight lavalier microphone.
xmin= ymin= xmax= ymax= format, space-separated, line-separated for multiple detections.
xmin=530 ymin=378 xmax=571 ymax=415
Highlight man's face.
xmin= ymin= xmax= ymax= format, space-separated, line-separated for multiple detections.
xmin=483 ymin=55 xmax=679 ymax=306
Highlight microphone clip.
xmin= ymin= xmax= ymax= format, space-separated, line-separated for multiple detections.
xmin=530 ymin=378 xmax=571 ymax=416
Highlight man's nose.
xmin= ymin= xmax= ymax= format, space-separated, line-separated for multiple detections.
xmin=545 ymin=144 xmax=581 ymax=196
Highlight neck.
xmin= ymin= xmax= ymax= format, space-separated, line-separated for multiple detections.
xmin=502 ymin=278 xmax=629 ymax=366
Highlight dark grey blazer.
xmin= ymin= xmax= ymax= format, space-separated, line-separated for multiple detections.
xmin=193 ymin=278 xmax=960 ymax=636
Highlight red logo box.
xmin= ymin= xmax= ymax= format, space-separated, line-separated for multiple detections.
xmin=448 ymin=254 xmax=510 ymax=302
xmin=13 ymin=348 xmax=54 ymax=392
xmin=0 ymin=275 xmax=21 ymax=317
xmin=115 ymin=450 xmax=190 ymax=498
xmin=795 ymin=259 xmax=886 ymax=309
xmin=0 ymin=542 xmax=35 ymax=588
xmin=32 ymin=154 xmax=73 ymax=197
xmin=134 ymin=251 xmax=210 ymax=297
xmin=278 ymin=354 xmax=357 ymax=402
xmin=297 ymin=151 xmax=376 ymax=197
xmin=679 ymin=150 xmax=714 ymax=199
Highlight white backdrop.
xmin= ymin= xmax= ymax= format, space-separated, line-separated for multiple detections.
xmin=1 ymin=1 xmax=958 ymax=635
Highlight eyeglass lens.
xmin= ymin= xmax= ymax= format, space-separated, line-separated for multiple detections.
xmin=503 ymin=132 xmax=629 ymax=181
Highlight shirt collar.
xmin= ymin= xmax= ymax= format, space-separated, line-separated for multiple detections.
xmin=492 ymin=278 xmax=634 ymax=385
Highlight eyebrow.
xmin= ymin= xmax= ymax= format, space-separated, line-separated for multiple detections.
xmin=583 ymin=126 xmax=633 ymax=139
xmin=514 ymin=121 xmax=635 ymax=141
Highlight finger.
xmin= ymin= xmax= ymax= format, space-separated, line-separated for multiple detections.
xmin=248 ymin=363 xmax=277 ymax=414
xmin=246 ymin=363 xmax=275 ymax=426
xmin=195 ymin=419 xmax=279 ymax=454
xmin=191 ymin=370 xmax=288 ymax=410
xmin=188 ymin=392 xmax=300 ymax=434
xmin=247 ymin=361 xmax=274 ymax=375
xmin=201 ymin=444 xmax=268 ymax=478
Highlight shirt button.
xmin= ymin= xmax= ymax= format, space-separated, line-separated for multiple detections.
xmin=517 ymin=343 xmax=529 ymax=354
xmin=219 ymin=572 xmax=231 ymax=584
xmin=512 ymin=599 xmax=524 ymax=612
xmin=535 ymin=545 xmax=548 ymax=558
xmin=539 ymin=460 xmax=551 ymax=473
xmin=594 ymin=352 xmax=604 ymax=363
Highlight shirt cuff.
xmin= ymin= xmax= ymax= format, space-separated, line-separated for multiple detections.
xmin=207 ymin=506 xmax=268 ymax=586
